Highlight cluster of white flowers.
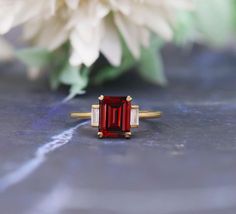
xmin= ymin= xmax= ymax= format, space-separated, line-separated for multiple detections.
xmin=0 ymin=0 xmax=192 ymax=66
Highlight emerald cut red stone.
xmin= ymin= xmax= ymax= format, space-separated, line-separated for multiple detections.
xmin=99 ymin=96 xmax=131 ymax=138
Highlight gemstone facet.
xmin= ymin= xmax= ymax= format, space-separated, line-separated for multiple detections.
xmin=99 ymin=96 xmax=131 ymax=138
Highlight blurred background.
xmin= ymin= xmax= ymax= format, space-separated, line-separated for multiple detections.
xmin=1 ymin=0 xmax=236 ymax=96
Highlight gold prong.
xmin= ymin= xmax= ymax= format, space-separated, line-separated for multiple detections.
xmin=126 ymin=96 xmax=132 ymax=102
xmin=97 ymin=132 xmax=103 ymax=139
xmin=124 ymin=132 xmax=132 ymax=139
xmin=98 ymin=95 xmax=104 ymax=101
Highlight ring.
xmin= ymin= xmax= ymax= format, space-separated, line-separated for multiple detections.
xmin=70 ymin=95 xmax=162 ymax=139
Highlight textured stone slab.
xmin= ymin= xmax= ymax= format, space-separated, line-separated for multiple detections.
xmin=0 ymin=46 xmax=235 ymax=214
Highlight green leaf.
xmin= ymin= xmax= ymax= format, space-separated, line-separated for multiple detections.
xmin=174 ymin=12 xmax=195 ymax=45
xmin=94 ymin=66 xmax=122 ymax=84
xmin=15 ymin=48 xmax=51 ymax=68
xmin=49 ymin=69 xmax=62 ymax=90
xmin=59 ymin=64 xmax=89 ymax=100
xmin=138 ymin=39 xmax=167 ymax=86
xmin=121 ymin=39 xmax=136 ymax=70
xmin=94 ymin=40 xmax=135 ymax=85
xmin=49 ymin=44 xmax=71 ymax=90
xmin=194 ymin=0 xmax=234 ymax=46
xmin=68 ymin=83 xmax=86 ymax=98
xmin=233 ymin=0 xmax=236 ymax=28
xmin=59 ymin=63 xmax=81 ymax=85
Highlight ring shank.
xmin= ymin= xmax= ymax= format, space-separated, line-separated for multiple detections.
xmin=139 ymin=111 xmax=162 ymax=119
xmin=70 ymin=111 xmax=162 ymax=119
xmin=70 ymin=112 xmax=91 ymax=119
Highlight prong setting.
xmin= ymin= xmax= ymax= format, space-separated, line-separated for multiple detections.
xmin=126 ymin=96 xmax=132 ymax=102
xmin=125 ymin=132 xmax=132 ymax=139
xmin=97 ymin=132 xmax=103 ymax=139
xmin=98 ymin=95 xmax=104 ymax=101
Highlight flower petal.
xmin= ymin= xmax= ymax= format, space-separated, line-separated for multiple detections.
xmin=114 ymin=13 xmax=141 ymax=58
xmin=100 ymin=18 xmax=122 ymax=66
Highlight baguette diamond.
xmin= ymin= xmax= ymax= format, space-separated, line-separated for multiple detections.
xmin=131 ymin=106 xmax=139 ymax=127
xmin=91 ymin=105 xmax=99 ymax=127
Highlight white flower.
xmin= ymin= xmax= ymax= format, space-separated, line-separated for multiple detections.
xmin=0 ymin=0 xmax=193 ymax=67
xmin=0 ymin=36 xmax=14 ymax=61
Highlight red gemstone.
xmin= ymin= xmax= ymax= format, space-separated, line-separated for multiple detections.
xmin=99 ymin=96 xmax=131 ymax=138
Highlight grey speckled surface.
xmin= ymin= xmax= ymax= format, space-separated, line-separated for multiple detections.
xmin=0 ymin=46 xmax=236 ymax=214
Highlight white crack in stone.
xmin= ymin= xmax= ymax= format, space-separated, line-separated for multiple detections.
xmin=0 ymin=121 xmax=88 ymax=192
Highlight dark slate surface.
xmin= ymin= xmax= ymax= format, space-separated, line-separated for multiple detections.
xmin=0 ymin=46 xmax=236 ymax=214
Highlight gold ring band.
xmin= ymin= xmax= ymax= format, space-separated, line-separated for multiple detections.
xmin=139 ymin=111 xmax=162 ymax=119
xmin=70 ymin=112 xmax=91 ymax=119
xmin=70 ymin=111 xmax=162 ymax=119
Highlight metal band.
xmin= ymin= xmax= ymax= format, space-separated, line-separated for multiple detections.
xmin=70 ymin=111 xmax=162 ymax=119
xmin=70 ymin=112 xmax=91 ymax=119
xmin=139 ymin=111 xmax=162 ymax=119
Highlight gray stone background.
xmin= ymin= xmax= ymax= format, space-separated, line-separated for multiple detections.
xmin=0 ymin=41 xmax=236 ymax=214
